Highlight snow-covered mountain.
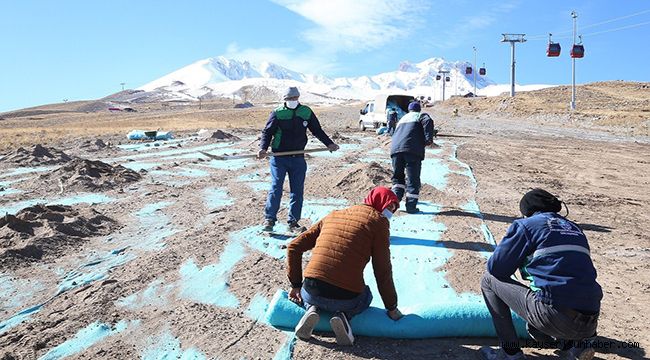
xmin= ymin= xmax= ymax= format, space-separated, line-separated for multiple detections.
xmin=134 ymin=56 xmax=499 ymax=104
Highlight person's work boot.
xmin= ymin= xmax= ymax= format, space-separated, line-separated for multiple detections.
xmin=560 ymin=347 xmax=595 ymax=360
xmin=478 ymin=346 xmax=527 ymax=360
xmin=390 ymin=186 xmax=404 ymax=202
xmin=295 ymin=305 xmax=320 ymax=341
xmin=558 ymin=338 xmax=596 ymax=360
xmin=262 ymin=219 xmax=275 ymax=232
xmin=288 ymin=221 xmax=307 ymax=233
xmin=526 ymin=323 xmax=555 ymax=345
xmin=405 ymin=207 xmax=420 ymax=214
xmin=330 ymin=311 xmax=354 ymax=346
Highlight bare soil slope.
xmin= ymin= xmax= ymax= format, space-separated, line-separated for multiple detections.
xmin=0 ymin=85 xmax=648 ymax=359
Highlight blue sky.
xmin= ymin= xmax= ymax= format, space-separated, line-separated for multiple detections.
xmin=1 ymin=0 xmax=649 ymax=112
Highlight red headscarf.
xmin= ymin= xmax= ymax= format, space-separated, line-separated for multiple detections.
xmin=363 ymin=186 xmax=399 ymax=213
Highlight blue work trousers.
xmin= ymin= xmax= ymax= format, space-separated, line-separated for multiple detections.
xmin=301 ymin=286 xmax=373 ymax=318
xmin=264 ymin=155 xmax=307 ymax=223
xmin=391 ymin=152 xmax=422 ymax=211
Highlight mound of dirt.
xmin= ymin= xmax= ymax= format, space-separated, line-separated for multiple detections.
xmin=3 ymin=145 xmax=73 ymax=165
xmin=234 ymin=101 xmax=254 ymax=109
xmin=79 ymin=139 xmax=109 ymax=152
xmin=210 ymin=130 xmax=241 ymax=141
xmin=0 ymin=205 xmax=116 ymax=268
xmin=330 ymin=131 xmax=360 ymax=144
xmin=334 ymin=162 xmax=393 ymax=193
xmin=42 ymin=158 xmax=141 ymax=191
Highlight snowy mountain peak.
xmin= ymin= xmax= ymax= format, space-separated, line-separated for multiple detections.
xmin=258 ymin=62 xmax=306 ymax=81
xmin=137 ymin=56 xmax=496 ymax=103
xmin=398 ymin=61 xmax=418 ymax=73
xmin=206 ymin=57 xmax=260 ymax=80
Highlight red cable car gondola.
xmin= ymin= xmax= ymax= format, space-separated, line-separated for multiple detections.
xmin=465 ymin=66 xmax=472 ymax=75
xmin=547 ymin=33 xmax=561 ymax=57
xmin=571 ymin=44 xmax=584 ymax=58
xmin=571 ymin=35 xmax=585 ymax=58
xmin=479 ymin=63 xmax=486 ymax=76
xmin=547 ymin=43 xmax=561 ymax=57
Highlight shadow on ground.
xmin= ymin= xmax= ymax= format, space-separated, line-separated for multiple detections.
xmin=437 ymin=209 xmax=613 ymax=233
xmin=299 ymin=334 xmax=645 ymax=359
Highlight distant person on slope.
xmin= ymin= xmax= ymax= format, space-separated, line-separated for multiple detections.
xmin=390 ymin=101 xmax=434 ymax=213
xmin=258 ymin=87 xmax=339 ymax=233
xmin=286 ymin=187 xmax=403 ymax=346
xmin=387 ymin=107 xmax=398 ymax=136
xmin=479 ymin=189 xmax=602 ymax=360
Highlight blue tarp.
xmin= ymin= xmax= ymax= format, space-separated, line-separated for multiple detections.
xmin=127 ymin=130 xmax=174 ymax=141
xmin=265 ymin=290 xmax=529 ymax=339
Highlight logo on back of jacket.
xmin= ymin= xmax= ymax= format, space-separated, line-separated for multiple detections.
xmin=547 ymin=218 xmax=583 ymax=236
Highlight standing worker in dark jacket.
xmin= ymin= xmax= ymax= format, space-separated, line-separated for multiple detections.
xmin=258 ymin=87 xmax=339 ymax=232
xmin=479 ymin=189 xmax=602 ymax=360
xmin=390 ymin=101 xmax=434 ymax=213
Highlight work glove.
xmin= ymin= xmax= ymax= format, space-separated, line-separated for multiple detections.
xmin=257 ymin=149 xmax=267 ymax=159
xmin=387 ymin=307 xmax=403 ymax=321
xmin=327 ymin=143 xmax=340 ymax=152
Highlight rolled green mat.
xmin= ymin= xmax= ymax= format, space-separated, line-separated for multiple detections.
xmin=265 ymin=290 xmax=529 ymax=339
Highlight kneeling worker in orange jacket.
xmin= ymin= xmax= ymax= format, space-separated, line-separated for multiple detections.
xmin=286 ymin=186 xmax=403 ymax=346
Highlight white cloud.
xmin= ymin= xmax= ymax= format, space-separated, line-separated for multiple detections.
xmin=225 ymin=0 xmax=521 ymax=73
xmin=274 ymin=0 xmax=427 ymax=52
xmin=224 ymin=43 xmax=340 ymax=74
xmin=225 ymin=0 xmax=428 ymax=74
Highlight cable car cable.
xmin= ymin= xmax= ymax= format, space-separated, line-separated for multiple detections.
xmin=527 ymin=19 xmax=650 ymax=41
xmin=526 ymin=8 xmax=650 ymax=39
xmin=581 ymin=20 xmax=650 ymax=37
xmin=579 ymin=8 xmax=650 ymax=31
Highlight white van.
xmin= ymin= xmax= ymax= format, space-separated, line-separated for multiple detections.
xmin=358 ymin=94 xmax=415 ymax=131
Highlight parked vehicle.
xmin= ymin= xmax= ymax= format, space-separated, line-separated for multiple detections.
xmin=358 ymin=94 xmax=415 ymax=131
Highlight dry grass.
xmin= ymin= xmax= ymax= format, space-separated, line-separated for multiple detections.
xmin=442 ymin=81 xmax=650 ymax=136
xmin=0 ymin=107 xmax=270 ymax=151
xmin=3 ymin=81 xmax=646 ymax=151
xmin=0 ymin=99 xmax=360 ymax=152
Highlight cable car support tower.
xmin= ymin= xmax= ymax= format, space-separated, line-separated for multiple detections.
xmin=571 ymin=11 xmax=578 ymax=110
xmin=501 ymin=34 xmax=526 ymax=97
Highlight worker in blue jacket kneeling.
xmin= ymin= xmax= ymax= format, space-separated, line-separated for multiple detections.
xmin=479 ymin=188 xmax=602 ymax=360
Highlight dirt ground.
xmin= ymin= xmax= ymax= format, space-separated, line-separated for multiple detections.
xmin=1 ymin=83 xmax=649 ymax=359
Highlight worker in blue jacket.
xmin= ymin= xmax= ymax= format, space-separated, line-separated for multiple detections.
xmin=258 ymin=87 xmax=339 ymax=232
xmin=390 ymin=101 xmax=434 ymax=213
xmin=479 ymin=189 xmax=602 ymax=360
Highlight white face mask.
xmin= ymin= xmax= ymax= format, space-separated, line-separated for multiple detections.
xmin=382 ymin=208 xmax=393 ymax=220
xmin=286 ymin=100 xmax=299 ymax=109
